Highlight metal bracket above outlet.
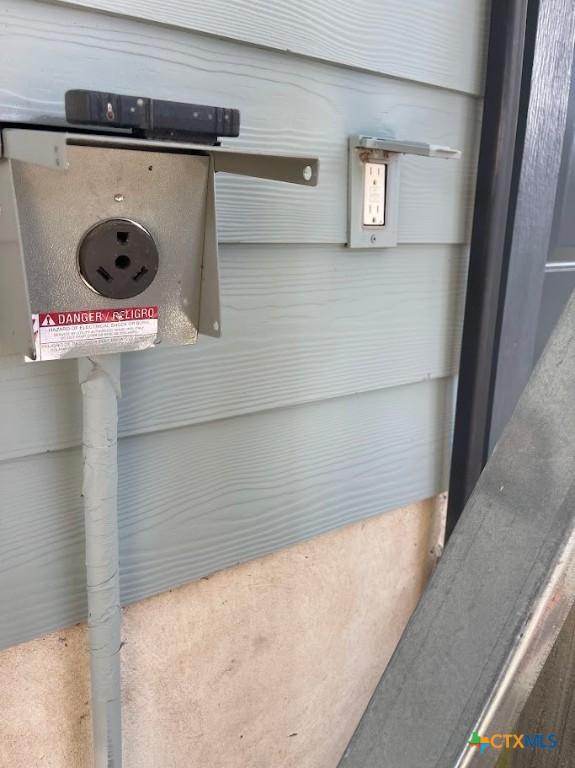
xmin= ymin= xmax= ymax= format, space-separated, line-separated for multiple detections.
xmin=347 ymin=134 xmax=461 ymax=249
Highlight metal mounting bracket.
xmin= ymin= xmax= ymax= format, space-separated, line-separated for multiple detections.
xmin=0 ymin=129 xmax=319 ymax=185
xmin=347 ymin=134 xmax=461 ymax=249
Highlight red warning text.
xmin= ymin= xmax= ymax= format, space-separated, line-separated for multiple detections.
xmin=39 ymin=306 xmax=159 ymax=327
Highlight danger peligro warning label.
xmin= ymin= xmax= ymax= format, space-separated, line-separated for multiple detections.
xmin=30 ymin=306 xmax=159 ymax=361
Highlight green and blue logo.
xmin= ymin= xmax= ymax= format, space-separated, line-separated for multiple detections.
xmin=468 ymin=731 xmax=558 ymax=753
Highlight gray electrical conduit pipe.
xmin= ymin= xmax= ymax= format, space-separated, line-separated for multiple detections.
xmin=79 ymin=355 xmax=122 ymax=768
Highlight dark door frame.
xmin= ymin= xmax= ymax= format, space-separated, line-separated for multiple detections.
xmin=446 ymin=0 xmax=575 ymax=537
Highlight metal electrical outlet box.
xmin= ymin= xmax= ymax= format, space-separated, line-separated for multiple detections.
xmin=348 ymin=134 xmax=461 ymax=249
xmin=0 ymin=129 xmax=318 ymax=360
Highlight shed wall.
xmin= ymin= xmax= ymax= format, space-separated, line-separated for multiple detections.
xmin=0 ymin=0 xmax=486 ymax=646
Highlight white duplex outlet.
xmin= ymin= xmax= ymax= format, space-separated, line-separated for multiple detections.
xmin=362 ymin=162 xmax=386 ymax=226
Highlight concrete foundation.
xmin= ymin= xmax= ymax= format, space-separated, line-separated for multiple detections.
xmin=0 ymin=496 xmax=444 ymax=767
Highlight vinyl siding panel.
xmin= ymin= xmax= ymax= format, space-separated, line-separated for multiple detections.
xmin=47 ymin=0 xmax=489 ymax=95
xmin=0 ymin=0 xmax=485 ymax=646
xmin=0 ymin=1 xmax=480 ymax=245
xmin=0 ymin=244 xmax=467 ymax=460
xmin=0 ymin=378 xmax=454 ymax=649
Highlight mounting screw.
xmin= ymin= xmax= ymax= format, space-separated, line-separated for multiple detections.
xmin=303 ymin=165 xmax=313 ymax=182
xmin=370 ymin=234 xmax=377 ymax=244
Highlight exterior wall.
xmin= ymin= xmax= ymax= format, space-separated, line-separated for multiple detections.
xmin=0 ymin=0 xmax=486 ymax=647
xmin=0 ymin=497 xmax=445 ymax=768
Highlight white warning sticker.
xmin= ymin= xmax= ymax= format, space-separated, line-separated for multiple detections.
xmin=29 ymin=306 xmax=159 ymax=361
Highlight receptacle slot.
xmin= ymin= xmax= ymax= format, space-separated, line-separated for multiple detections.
xmin=97 ymin=267 xmax=112 ymax=282
xmin=133 ymin=266 xmax=149 ymax=282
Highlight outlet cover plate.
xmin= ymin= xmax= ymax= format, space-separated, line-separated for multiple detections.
xmin=347 ymin=135 xmax=400 ymax=249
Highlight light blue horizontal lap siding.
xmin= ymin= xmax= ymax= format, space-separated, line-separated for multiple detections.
xmin=0 ymin=378 xmax=454 ymax=649
xmin=0 ymin=0 xmax=480 ymax=245
xmin=0 ymin=0 xmax=483 ymax=648
xmin=0 ymin=244 xmax=467 ymax=460
xmin=48 ymin=0 xmax=488 ymax=95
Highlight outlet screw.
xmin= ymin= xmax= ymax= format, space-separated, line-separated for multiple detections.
xmin=114 ymin=194 xmax=124 ymax=202
xmin=370 ymin=234 xmax=377 ymax=243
